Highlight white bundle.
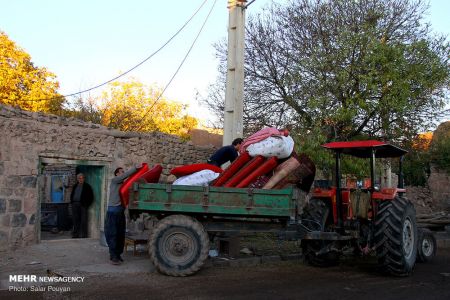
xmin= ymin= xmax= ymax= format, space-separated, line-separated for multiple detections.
xmin=247 ymin=136 xmax=294 ymax=159
xmin=173 ymin=169 xmax=220 ymax=186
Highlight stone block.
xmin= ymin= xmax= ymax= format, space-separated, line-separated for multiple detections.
xmin=6 ymin=176 xmax=21 ymax=186
xmin=22 ymin=176 xmax=37 ymax=188
xmin=0 ymin=189 xmax=13 ymax=197
xmin=11 ymin=213 xmax=27 ymax=227
xmin=0 ymin=198 xmax=5 ymax=214
xmin=1 ymin=214 xmax=10 ymax=227
xmin=9 ymin=228 xmax=23 ymax=248
xmin=22 ymin=225 xmax=36 ymax=244
xmin=29 ymin=214 xmax=35 ymax=225
xmin=8 ymin=199 xmax=22 ymax=213
xmin=24 ymin=199 xmax=37 ymax=214
xmin=13 ymin=188 xmax=25 ymax=197
xmin=0 ymin=231 xmax=8 ymax=250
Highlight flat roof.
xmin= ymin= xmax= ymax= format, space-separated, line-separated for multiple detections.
xmin=322 ymin=140 xmax=408 ymax=158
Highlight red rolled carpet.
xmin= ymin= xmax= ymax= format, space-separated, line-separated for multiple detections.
xmin=236 ymin=157 xmax=278 ymax=188
xmin=213 ymin=152 xmax=251 ymax=187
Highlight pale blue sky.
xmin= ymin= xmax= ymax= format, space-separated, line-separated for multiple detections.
xmin=1 ymin=0 xmax=448 ymax=123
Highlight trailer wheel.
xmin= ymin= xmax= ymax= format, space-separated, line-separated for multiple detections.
xmin=301 ymin=198 xmax=339 ymax=267
xmin=149 ymin=215 xmax=209 ymax=276
xmin=374 ymin=197 xmax=417 ymax=276
xmin=417 ymin=228 xmax=437 ymax=263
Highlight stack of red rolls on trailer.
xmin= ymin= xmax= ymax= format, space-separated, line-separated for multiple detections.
xmin=167 ymin=127 xmax=315 ymax=191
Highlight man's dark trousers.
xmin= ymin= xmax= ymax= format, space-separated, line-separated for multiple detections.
xmin=105 ymin=207 xmax=126 ymax=260
xmin=72 ymin=202 xmax=88 ymax=238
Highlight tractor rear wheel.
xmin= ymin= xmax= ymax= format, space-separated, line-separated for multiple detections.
xmin=301 ymin=198 xmax=339 ymax=267
xmin=149 ymin=215 xmax=209 ymax=276
xmin=417 ymin=228 xmax=437 ymax=263
xmin=374 ymin=197 xmax=417 ymax=276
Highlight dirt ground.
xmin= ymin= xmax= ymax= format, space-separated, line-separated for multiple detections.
xmin=1 ymin=237 xmax=450 ymax=299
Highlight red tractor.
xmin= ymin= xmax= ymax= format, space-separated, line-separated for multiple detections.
xmin=300 ymin=140 xmax=420 ymax=276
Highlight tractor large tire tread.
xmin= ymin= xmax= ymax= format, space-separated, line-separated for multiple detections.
xmin=374 ymin=197 xmax=417 ymax=276
xmin=301 ymin=198 xmax=339 ymax=267
xmin=149 ymin=215 xmax=209 ymax=277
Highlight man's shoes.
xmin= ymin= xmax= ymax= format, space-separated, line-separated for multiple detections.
xmin=110 ymin=258 xmax=121 ymax=265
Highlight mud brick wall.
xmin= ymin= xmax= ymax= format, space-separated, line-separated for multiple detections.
xmin=0 ymin=104 xmax=216 ymax=250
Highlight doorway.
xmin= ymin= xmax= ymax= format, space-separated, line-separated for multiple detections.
xmin=38 ymin=158 xmax=109 ymax=241
xmin=76 ymin=165 xmax=104 ymax=239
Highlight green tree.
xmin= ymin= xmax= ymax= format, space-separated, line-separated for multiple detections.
xmin=99 ymin=80 xmax=198 ymax=139
xmin=203 ymin=0 xmax=449 ymax=143
xmin=429 ymin=122 xmax=450 ymax=174
xmin=63 ymin=96 xmax=103 ymax=124
xmin=0 ymin=31 xmax=64 ymax=113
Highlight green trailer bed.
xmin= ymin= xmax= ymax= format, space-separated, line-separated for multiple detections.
xmin=129 ymin=183 xmax=298 ymax=218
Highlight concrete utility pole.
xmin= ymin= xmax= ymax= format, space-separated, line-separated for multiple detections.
xmin=223 ymin=0 xmax=246 ymax=146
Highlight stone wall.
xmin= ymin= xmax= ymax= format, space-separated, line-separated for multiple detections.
xmin=427 ymin=166 xmax=450 ymax=212
xmin=0 ymin=104 xmax=216 ymax=250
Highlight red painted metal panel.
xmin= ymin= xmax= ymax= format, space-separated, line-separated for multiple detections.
xmin=323 ymin=140 xmax=386 ymax=149
xmin=322 ymin=140 xmax=407 ymax=158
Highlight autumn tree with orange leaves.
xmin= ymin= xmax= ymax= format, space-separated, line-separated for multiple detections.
xmin=98 ymin=80 xmax=198 ymax=139
xmin=0 ymin=31 xmax=64 ymax=113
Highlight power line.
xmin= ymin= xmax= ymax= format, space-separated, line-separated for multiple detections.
xmin=134 ymin=0 xmax=218 ymax=131
xmin=12 ymin=0 xmax=209 ymax=103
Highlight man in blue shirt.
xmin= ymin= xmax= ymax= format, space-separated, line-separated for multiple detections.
xmin=207 ymin=138 xmax=243 ymax=167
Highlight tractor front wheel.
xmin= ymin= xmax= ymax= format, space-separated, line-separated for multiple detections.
xmin=149 ymin=215 xmax=209 ymax=276
xmin=374 ymin=197 xmax=417 ymax=276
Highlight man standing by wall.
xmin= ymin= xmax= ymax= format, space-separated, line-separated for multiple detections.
xmin=70 ymin=173 xmax=94 ymax=238
xmin=105 ymin=165 xmax=142 ymax=265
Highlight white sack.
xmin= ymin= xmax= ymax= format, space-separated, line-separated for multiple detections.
xmin=247 ymin=136 xmax=294 ymax=159
xmin=173 ymin=169 xmax=220 ymax=186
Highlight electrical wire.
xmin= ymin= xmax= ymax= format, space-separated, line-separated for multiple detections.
xmin=134 ymin=0 xmax=218 ymax=131
xmin=11 ymin=0 xmax=209 ymax=103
